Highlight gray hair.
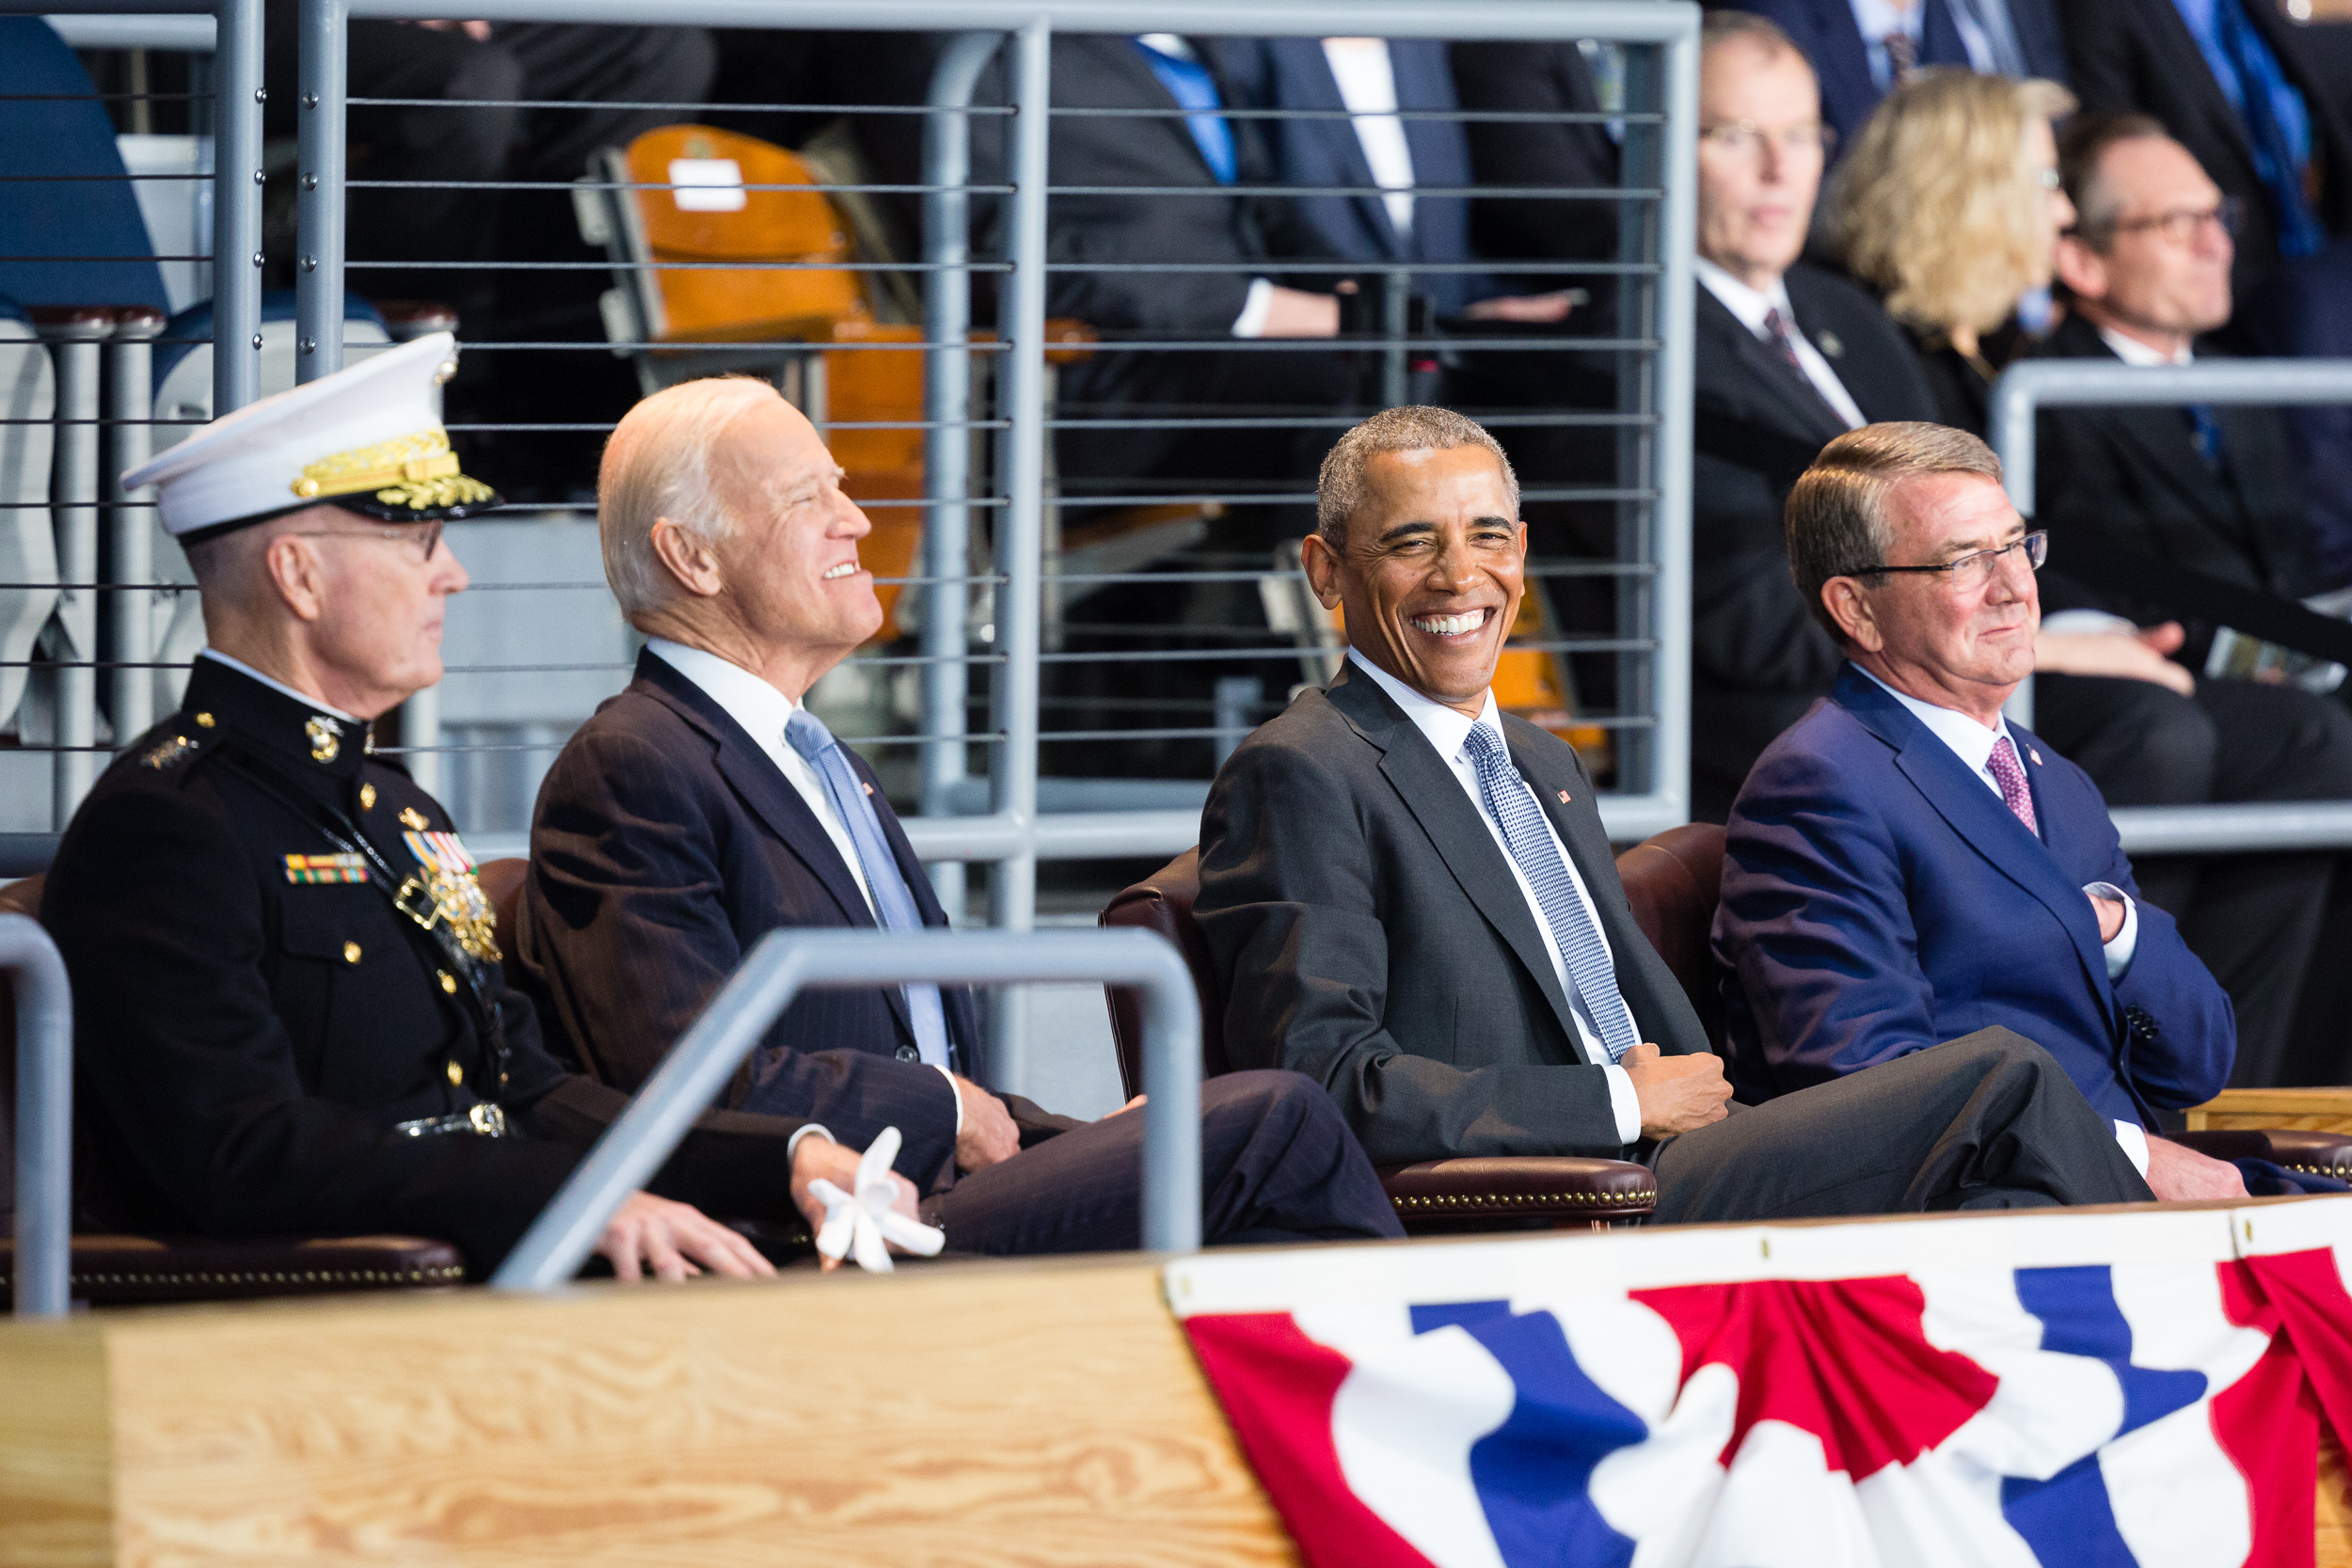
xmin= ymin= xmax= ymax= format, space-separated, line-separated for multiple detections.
xmin=597 ymin=375 xmax=779 ymax=620
xmin=2058 ymin=110 xmax=2173 ymax=250
xmin=1785 ymin=421 xmax=2004 ymax=642
xmin=1702 ymin=8 xmax=1807 ymax=64
xmin=1315 ymin=405 xmax=1519 ymax=547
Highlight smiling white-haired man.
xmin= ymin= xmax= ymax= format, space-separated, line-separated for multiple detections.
xmin=1195 ymin=404 xmax=2161 ymax=1220
xmin=514 ymin=375 xmax=1404 ymax=1256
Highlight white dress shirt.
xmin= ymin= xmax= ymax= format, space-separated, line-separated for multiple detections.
xmin=2099 ymin=325 xmax=2194 ymax=370
xmin=1321 ymin=37 xmax=1417 ymax=240
xmin=1349 ymin=652 xmax=1644 ymax=1144
xmin=1854 ymin=664 xmax=2151 ymax=1173
xmin=199 ymin=648 xmax=358 ymax=721
xmin=1693 ymin=258 xmax=1869 ymax=431
xmin=645 ymin=637 xmax=961 ymax=1144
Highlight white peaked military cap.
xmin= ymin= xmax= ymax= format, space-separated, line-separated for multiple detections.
xmin=122 ymin=330 xmax=500 ymax=542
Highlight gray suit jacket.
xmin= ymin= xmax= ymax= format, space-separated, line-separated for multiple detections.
xmin=1197 ymin=662 xmax=1711 ymax=1165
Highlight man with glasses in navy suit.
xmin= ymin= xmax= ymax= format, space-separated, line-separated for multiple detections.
xmin=1715 ymin=421 xmax=2252 ymax=1202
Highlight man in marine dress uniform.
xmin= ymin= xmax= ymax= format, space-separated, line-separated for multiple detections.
xmin=42 ymin=334 xmax=887 ymax=1281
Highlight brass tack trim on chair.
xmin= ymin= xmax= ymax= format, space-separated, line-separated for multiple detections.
xmin=1389 ymin=1189 xmax=1654 ymax=1212
xmin=2286 ymin=1164 xmax=2352 ymax=1178
xmin=0 ymin=1264 xmax=466 ymax=1291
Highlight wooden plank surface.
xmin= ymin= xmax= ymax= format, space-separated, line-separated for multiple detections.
xmin=2 ymin=1255 xmax=1296 ymax=1568
xmin=0 ymin=1323 xmax=112 ymax=1568
xmin=2185 ymin=1088 xmax=2352 ymax=1133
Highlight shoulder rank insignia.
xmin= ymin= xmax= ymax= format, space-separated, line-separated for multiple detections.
xmin=396 ymin=829 xmax=501 ymax=962
xmin=285 ymin=852 xmax=370 ymax=885
xmin=140 ymin=735 xmax=198 ymax=770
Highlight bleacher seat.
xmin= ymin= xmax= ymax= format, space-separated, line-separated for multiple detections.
xmin=0 ymin=295 xmax=55 ymax=742
xmin=1100 ymin=849 xmax=1660 ymax=1231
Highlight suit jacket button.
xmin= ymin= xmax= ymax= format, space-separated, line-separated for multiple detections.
xmin=895 ymin=1044 xmax=919 ymax=1062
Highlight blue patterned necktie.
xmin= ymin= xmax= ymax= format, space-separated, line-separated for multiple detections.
xmin=2207 ymin=0 xmax=2327 ymax=259
xmin=1461 ymin=723 xmax=1642 ymax=1063
xmin=784 ymin=707 xmax=953 ymax=1069
xmin=2188 ymin=404 xmax=2227 ymax=473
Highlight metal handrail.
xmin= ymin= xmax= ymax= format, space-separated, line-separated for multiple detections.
xmin=4 ymin=913 xmax=72 ymax=1319
xmin=1988 ymin=357 xmax=2352 ymax=851
xmin=489 ymin=927 xmax=1204 ymax=1290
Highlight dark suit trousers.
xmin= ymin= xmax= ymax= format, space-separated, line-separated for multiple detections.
xmin=2032 ymin=673 xmax=2352 ymax=1087
xmin=924 ymin=1071 xmax=1406 ymax=1254
xmin=1650 ymin=1030 xmax=2154 ymax=1223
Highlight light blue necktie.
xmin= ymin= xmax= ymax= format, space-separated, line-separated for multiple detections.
xmin=1133 ymin=37 xmax=1238 ymax=183
xmin=784 ymin=707 xmax=953 ymax=1069
xmin=1462 ymin=723 xmax=1642 ymax=1064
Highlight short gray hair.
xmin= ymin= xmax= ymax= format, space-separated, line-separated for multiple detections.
xmin=1785 ymin=421 xmax=2004 ymax=642
xmin=1316 ymin=405 xmax=1519 ymax=547
xmin=597 ymin=375 xmax=779 ymax=620
xmin=1702 ymin=8 xmax=1806 ymax=64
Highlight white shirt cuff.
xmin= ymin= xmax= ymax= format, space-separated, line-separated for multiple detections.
xmin=1602 ymin=1063 xmax=1642 ymax=1146
xmin=1231 ymin=277 xmax=1276 ymax=339
xmin=2113 ymin=1119 xmax=2151 ymax=1178
xmin=786 ymin=1123 xmax=834 ymax=1161
xmin=934 ymin=1063 xmax=965 ymax=1135
xmin=2041 ymin=610 xmax=2141 ymax=638
xmin=2085 ymin=881 xmax=2138 ymax=977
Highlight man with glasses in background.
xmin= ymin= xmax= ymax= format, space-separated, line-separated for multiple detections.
xmin=1684 ymin=10 xmax=1942 ymax=818
xmin=2022 ymin=111 xmax=2352 ymax=1088
xmin=1715 ymin=421 xmax=2254 ymax=1202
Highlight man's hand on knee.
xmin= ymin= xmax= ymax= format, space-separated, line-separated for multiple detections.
xmin=951 ymin=1074 xmax=1022 ymax=1170
xmin=1622 ymin=1041 xmax=1733 ymax=1139
xmin=596 ymin=1191 xmax=777 ymax=1282
xmin=2143 ymin=1136 xmax=2249 ymax=1201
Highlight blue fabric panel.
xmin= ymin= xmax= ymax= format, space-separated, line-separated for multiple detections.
xmin=152 ymin=290 xmax=389 ymax=390
xmin=0 ymin=20 xmax=167 ymax=312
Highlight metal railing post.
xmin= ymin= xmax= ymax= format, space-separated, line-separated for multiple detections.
xmin=6 ymin=914 xmax=73 ymax=1319
xmin=920 ymin=30 xmax=1002 ymax=919
xmin=40 ymin=312 xmax=108 ymax=826
xmin=106 ymin=309 xmax=165 ymax=746
xmin=985 ymin=16 xmax=1050 ymax=1088
xmin=1651 ymin=22 xmax=1698 ymax=824
xmin=212 ymin=0 xmax=264 ymax=413
xmin=294 ymin=0 xmax=349 ymax=384
xmin=488 ymin=927 xmax=1202 ymax=1290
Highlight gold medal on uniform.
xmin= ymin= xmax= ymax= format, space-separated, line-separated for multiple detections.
xmin=394 ymin=828 xmax=502 ymax=963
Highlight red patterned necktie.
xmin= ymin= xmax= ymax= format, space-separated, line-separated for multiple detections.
xmin=1988 ymin=735 xmax=2039 ymax=836
xmin=1883 ymin=30 xmax=1919 ymax=85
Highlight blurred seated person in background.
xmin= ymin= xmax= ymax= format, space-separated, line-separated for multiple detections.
xmin=1214 ymin=36 xmax=1581 ymax=341
xmin=2061 ymin=0 xmax=2349 ymax=304
xmin=1834 ymin=68 xmax=2077 ymax=433
xmin=1197 ymin=404 xmax=2157 ymax=1221
xmin=514 ymin=375 xmax=1405 ymax=1256
xmin=959 ymin=32 xmax=1348 ymax=531
xmin=2026 ymin=112 xmax=2352 ymax=1085
xmin=1725 ymin=0 xmax=2070 ymax=151
xmin=261 ymin=8 xmax=717 ymax=495
xmin=1452 ymin=38 xmax=1622 ymax=311
xmin=1714 ymin=422 xmax=2264 ymax=1202
xmin=1684 ymin=11 xmax=1938 ymax=819
xmin=43 ymin=337 xmax=834 ymax=1283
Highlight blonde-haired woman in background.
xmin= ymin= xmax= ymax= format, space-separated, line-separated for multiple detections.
xmin=1835 ymin=69 xmax=2077 ymax=434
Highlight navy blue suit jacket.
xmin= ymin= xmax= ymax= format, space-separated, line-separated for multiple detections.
xmin=1714 ymin=666 xmax=2234 ymax=1128
xmin=1733 ymin=0 xmax=2068 ymax=150
xmin=515 ymin=649 xmax=982 ymax=1181
xmin=1216 ymin=38 xmax=1491 ymax=314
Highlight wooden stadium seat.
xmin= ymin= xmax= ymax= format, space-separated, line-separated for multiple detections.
xmin=1100 ymin=849 xmax=1660 ymax=1231
xmin=0 ymin=872 xmax=465 ymax=1305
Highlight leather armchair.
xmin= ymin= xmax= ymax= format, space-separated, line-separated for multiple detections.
xmin=1100 ymin=850 xmax=1660 ymax=1231
xmin=0 ymin=872 xmax=467 ymax=1305
xmin=1606 ymin=827 xmax=2352 ymax=1180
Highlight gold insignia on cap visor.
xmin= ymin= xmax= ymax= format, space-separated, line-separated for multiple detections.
xmin=291 ymin=427 xmax=495 ymax=512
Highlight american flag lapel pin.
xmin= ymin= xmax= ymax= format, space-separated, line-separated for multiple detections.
xmin=1557 ymin=789 xmax=1571 ymax=803
xmin=862 ymin=782 xmax=876 ymax=796
xmin=2029 ymin=749 xmax=2042 ymax=766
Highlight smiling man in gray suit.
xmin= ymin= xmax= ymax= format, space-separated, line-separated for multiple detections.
xmin=1196 ymin=405 xmax=2155 ymax=1221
